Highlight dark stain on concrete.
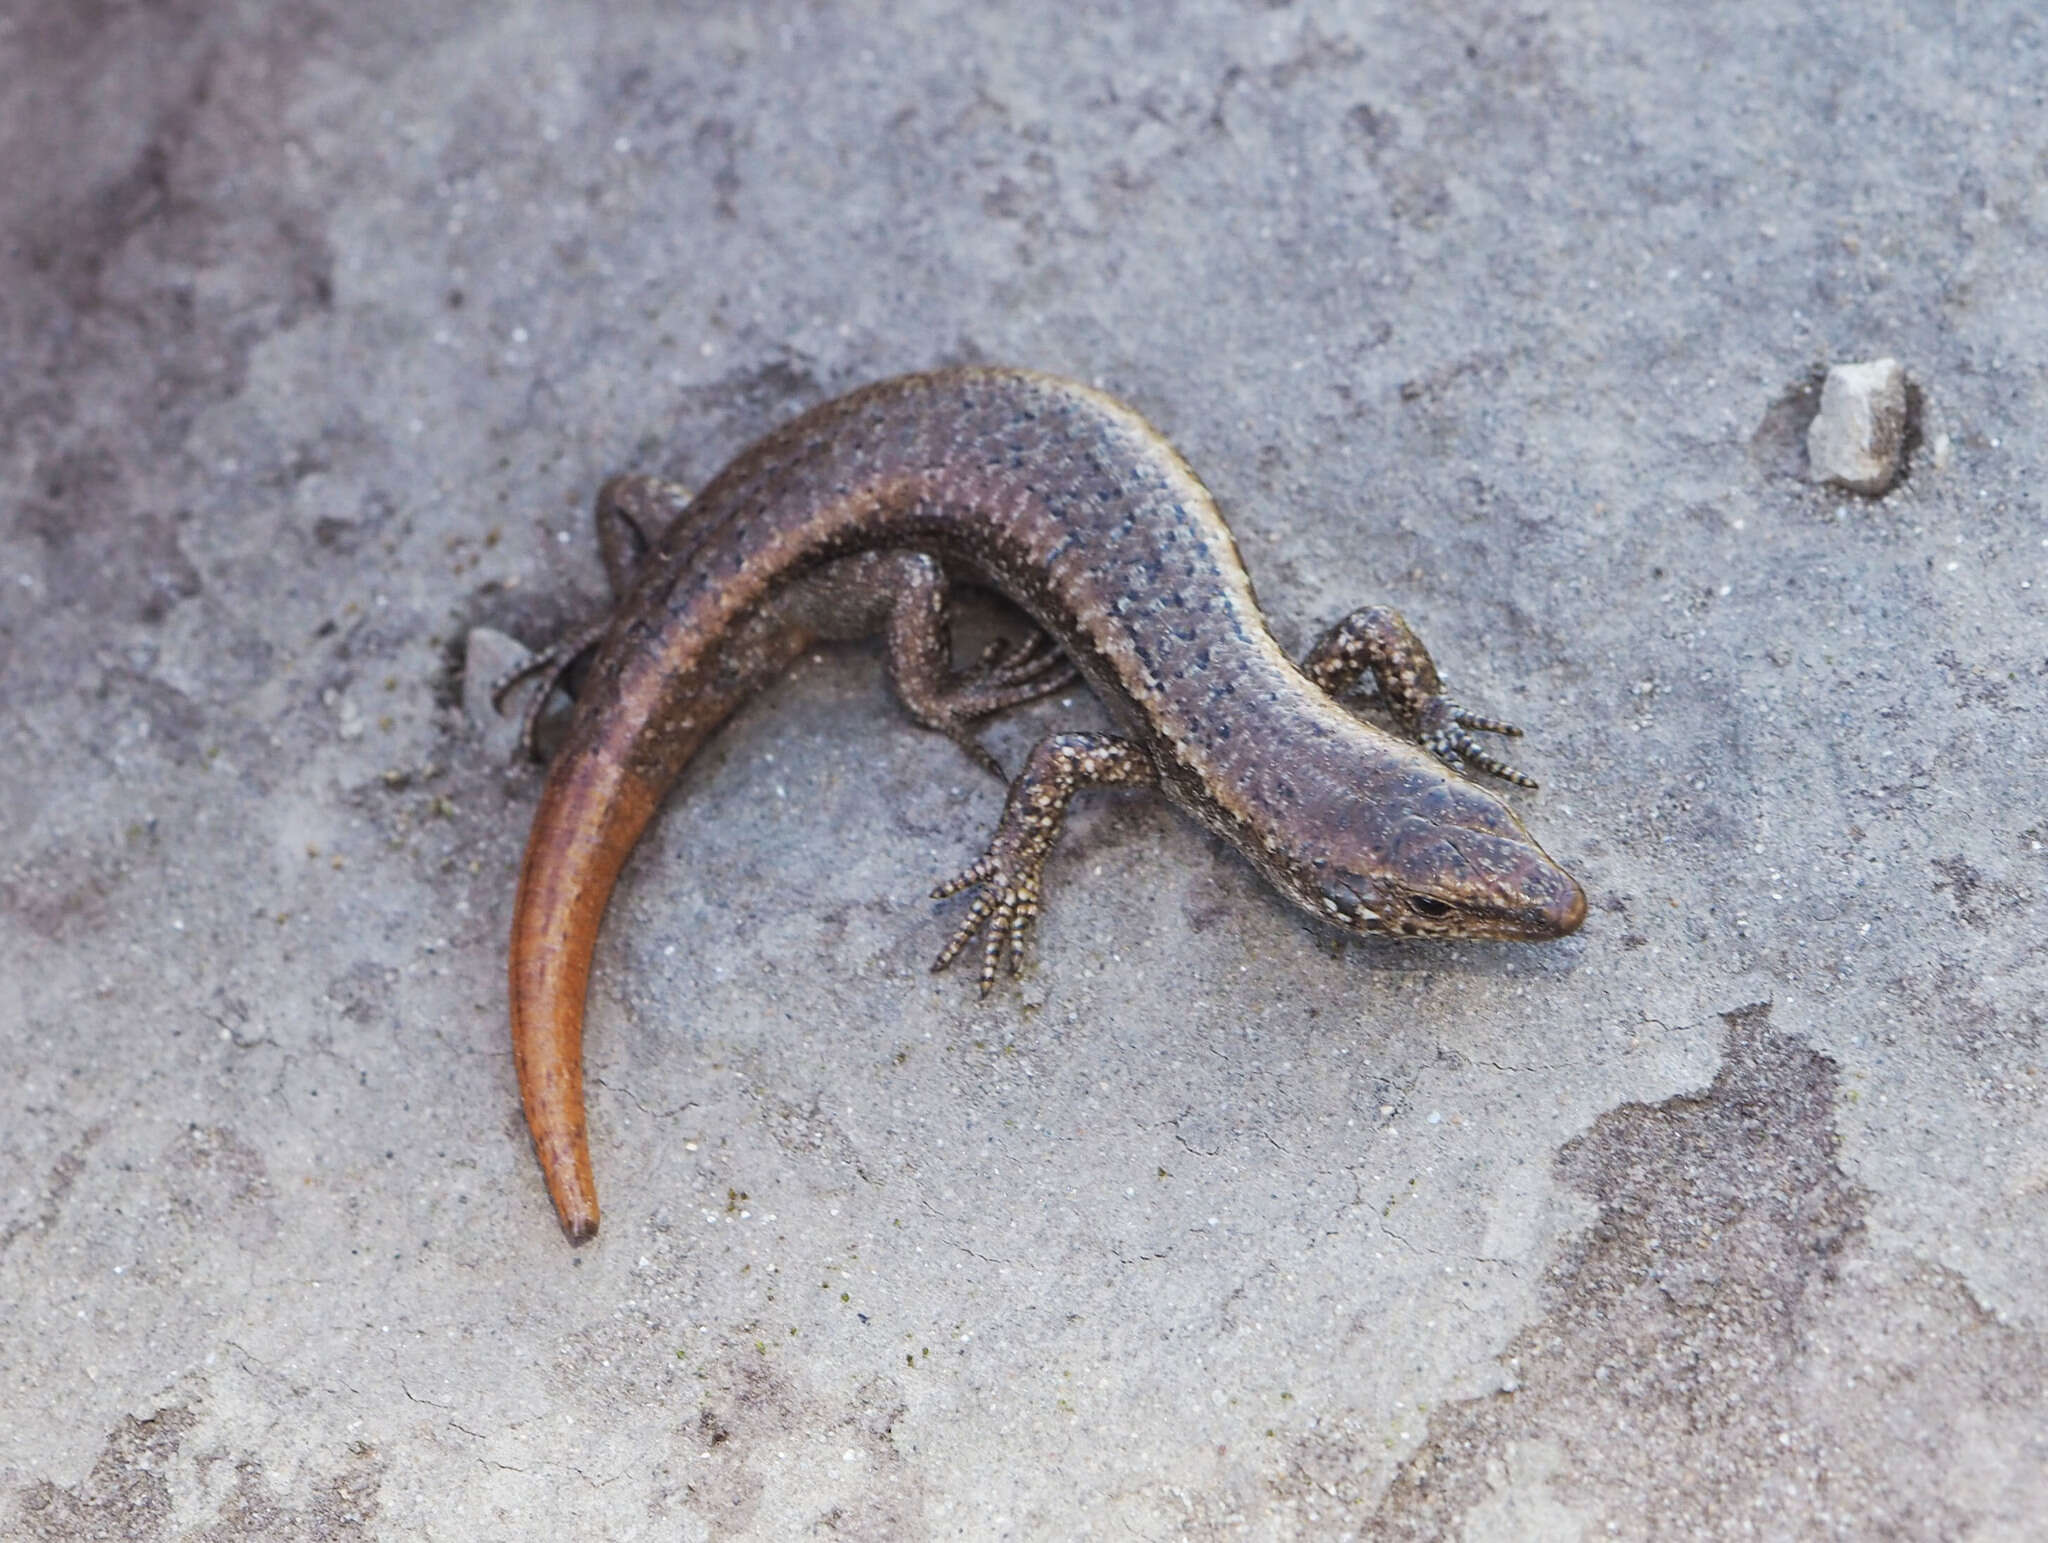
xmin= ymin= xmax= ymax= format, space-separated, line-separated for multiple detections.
xmin=1748 ymin=369 xmax=1827 ymax=481
xmin=162 ymin=1123 xmax=282 ymax=1251
xmin=12 ymin=1406 xmax=197 ymax=1541
xmin=2 ymin=0 xmax=335 ymax=678
xmin=1337 ymin=1002 xmax=2048 ymax=1538
xmin=0 ymin=1123 xmax=105 ymax=1265
xmin=9 ymin=1398 xmax=384 ymax=1541
xmin=0 ymin=816 xmax=164 ymax=943
xmin=646 ymin=1351 xmax=923 ymax=1540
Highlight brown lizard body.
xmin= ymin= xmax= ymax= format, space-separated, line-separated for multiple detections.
xmin=502 ymin=367 xmax=1584 ymax=1243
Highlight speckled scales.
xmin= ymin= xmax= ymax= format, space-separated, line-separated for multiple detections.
xmin=508 ymin=367 xmax=1585 ymax=1243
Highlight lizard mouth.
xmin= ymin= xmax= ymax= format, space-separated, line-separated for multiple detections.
xmin=1368 ymin=821 xmax=1589 ymax=941
xmin=1509 ymin=861 xmax=1588 ymax=939
xmin=1398 ymin=865 xmax=1586 ymax=941
xmin=1319 ymin=864 xmax=1586 ymax=942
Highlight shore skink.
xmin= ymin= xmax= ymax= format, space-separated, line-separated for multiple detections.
xmin=500 ymin=367 xmax=1585 ymax=1243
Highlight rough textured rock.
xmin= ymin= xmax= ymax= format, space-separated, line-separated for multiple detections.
xmin=5 ymin=2 xmax=2045 ymax=1537
xmin=1806 ymin=357 xmax=1909 ymax=495
xmin=462 ymin=626 xmax=537 ymax=763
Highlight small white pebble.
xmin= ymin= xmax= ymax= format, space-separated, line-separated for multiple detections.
xmin=1808 ymin=358 xmax=1908 ymax=496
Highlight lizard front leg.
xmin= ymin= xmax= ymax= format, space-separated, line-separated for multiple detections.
xmin=1301 ymin=605 xmax=1538 ymax=788
xmin=931 ymin=732 xmax=1156 ymax=993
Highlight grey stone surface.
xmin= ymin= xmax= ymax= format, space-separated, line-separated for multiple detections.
xmin=1807 ymin=357 xmax=1908 ymax=496
xmin=3 ymin=2 xmax=2044 ymax=1538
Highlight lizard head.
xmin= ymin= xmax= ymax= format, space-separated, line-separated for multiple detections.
xmin=1255 ymin=743 xmax=1587 ymax=944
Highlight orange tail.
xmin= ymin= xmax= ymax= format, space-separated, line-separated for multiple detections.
xmin=509 ymin=747 xmax=661 ymax=1243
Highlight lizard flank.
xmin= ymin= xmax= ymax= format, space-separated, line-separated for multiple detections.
xmin=498 ymin=367 xmax=1585 ymax=1243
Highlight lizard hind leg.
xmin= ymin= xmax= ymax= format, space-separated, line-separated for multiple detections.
xmin=490 ymin=476 xmax=695 ymax=762
xmin=491 ymin=617 xmax=615 ymax=763
xmin=875 ymin=554 xmax=1078 ymax=779
xmin=591 ymin=474 xmax=694 ymax=595
xmin=1301 ymin=605 xmax=1539 ymax=788
xmin=756 ymin=549 xmax=1077 ymax=780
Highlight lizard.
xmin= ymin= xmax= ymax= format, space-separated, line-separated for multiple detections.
xmin=496 ymin=367 xmax=1585 ymax=1243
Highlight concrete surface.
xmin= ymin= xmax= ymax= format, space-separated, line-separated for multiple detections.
xmin=3 ymin=1 xmax=2044 ymax=1538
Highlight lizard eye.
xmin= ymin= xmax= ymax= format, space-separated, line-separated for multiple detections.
xmin=1407 ymin=895 xmax=1453 ymax=919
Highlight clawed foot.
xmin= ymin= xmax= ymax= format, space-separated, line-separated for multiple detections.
xmin=1414 ymin=698 xmax=1536 ymax=788
xmin=930 ymin=845 xmax=1047 ymax=995
xmin=966 ymin=632 xmax=1075 ymax=694
xmin=929 ymin=632 xmax=1080 ymax=780
xmin=489 ymin=619 xmax=611 ymax=762
xmin=1301 ymin=604 xmax=1543 ymax=789
xmin=927 ymin=732 xmax=1154 ymax=995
